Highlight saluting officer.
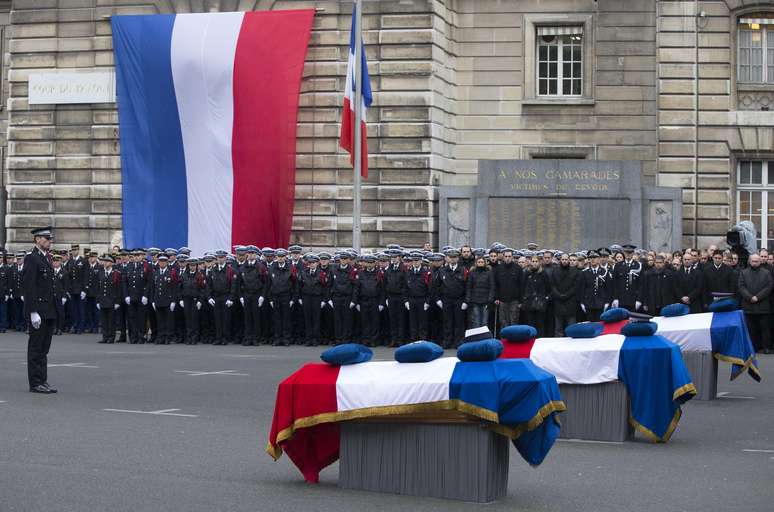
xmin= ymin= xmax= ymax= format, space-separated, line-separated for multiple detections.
xmin=23 ymin=227 xmax=58 ymax=394
xmin=206 ymin=250 xmax=236 ymax=345
xmin=151 ymin=254 xmax=179 ymax=345
xmin=405 ymin=251 xmax=432 ymax=342
xmin=297 ymin=253 xmax=328 ymax=346
xmin=96 ymin=254 xmax=125 ymax=344
xmin=238 ymin=246 xmax=267 ymax=346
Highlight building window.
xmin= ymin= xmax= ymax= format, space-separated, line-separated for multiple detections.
xmin=735 ymin=160 xmax=774 ymax=249
xmin=738 ymin=17 xmax=774 ymax=84
xmin=536 ymin=27 xmax=583 ymax=97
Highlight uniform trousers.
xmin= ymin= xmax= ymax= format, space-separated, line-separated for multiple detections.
xmin=359 ymin=299 xmax=381 ymax=347
xmin=66 ymin=293 xmax=85 ymax=332
xmin=407 ymin=297 xmax=427 ymax=341
xmin=301 ymin=295 xmax=322 ymax=345
xmin=28 ymin=318 xmax=55 ymax=388
xmin=182 ymin=297 xmax=200 ymax=344
xmin=84 ymin=296 xmax=99 ymax=332
xmin=155 ymin=305 xmax=175 ymax=344
xmin=332 ymin=296 xmax=354 ymax=344
xmin=271 ymin=294 xmax=292 ymax=345
xmin=127 ymin=300 xmax=146 ymax=343
xmin=54 ymin=300 xmax=65 ymax=332
xmin=242 ymin=295 xmax=261 ymax=345
xmin=212 ymin=298 xmax=231 ymax=345
xmin=387 ymin=295 xmax=405 ymax=344
xmin=441 ymin=298 xmax=465 ymax=348
xmin=586 ymin=308 xmax=602 ymax=322
xmin=12 ymin=298 xmax=25 ymax=330
xmin=0 ymin=297 xmax=8 ymax=331
xmin=99 ymin=306 xmax=116 ymax=342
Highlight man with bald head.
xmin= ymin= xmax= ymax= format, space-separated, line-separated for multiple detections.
xmin=739 ymin=253 xmax=773 ymax=353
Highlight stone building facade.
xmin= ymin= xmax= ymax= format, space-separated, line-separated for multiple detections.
xmin=2 ymin=0 xmax=773 ymax=252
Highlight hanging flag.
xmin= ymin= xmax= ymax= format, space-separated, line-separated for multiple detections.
xmin=339 ymin=5 xmax=373 ymax=178
xmin=112 ymin=10 xmax=314 ymax=254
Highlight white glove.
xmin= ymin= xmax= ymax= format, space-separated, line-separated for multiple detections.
xmin=581 ymin=303 xmax=587 ymax=313
xmin=349 ymin=302 xmax=356 ymax=309
xmin=404 ymin=301 xmax=410 ymax=310
xmin=603 ymin=303 xmax=609 ymax=311
xmin=96 ymin=303 xmax=101 ymax=310
xmin=436 ymin=300 xmax=443 ymax=308
xmin=269 ymin=301 xmax=274 ymax=308
xmin=151 ymin=302 xmax=156 ymax=311
xmin=61 ymin=297 xmax=67 ymax=306
xmin=3 ymin=295 xmax=7 ymax=301
xmin=424 ymin=303 xmax=429 ymax=311
xmin=170 ymin=302 xmax=175 ymax=312
xmin=114 ymin=304 xmax=120 ymax=310
xmin=356 ymin=304 xmax=361 ymax=312
xmin=321 ymin=301 xmax=326 ymax=309
xmin=240 ymin=297 xmax=245 ymax=306
xmin=179 ymin=300 xmax=185 ymax=308
xmin=225 ymin=300 xmax=233 ymax=308
xmin=80 ymin=291 xmax=86 ymax=300
xmin=125 ymin=297 xmax=131 ymax=305
xmin=196 ymin=301 xmax=202 ymax=310
xmin=208 ymin=298 xmax=216 ymax=307
xmin=141 ymin=296 xmax=148 ymax=306
xmin=378 ymin=305 xmax=384 ymax=312
xmin=258 ymin=296 xmax=265 ymax=307
xmin=20 ymin=296 xmax=24 ymax=302
xmin=611 ymin=299 xmax=619 ymax=308
xmin=298 ymin=299 xmax=303 ymax=305
xmin=327 ymin=300 xmax=333 ymax=308
xmin=461 ymin=302 xmax=468 ymax=310
xmin=385 ymin=299 xmax=389 ymax=307
xmin=289 ymin=300 xmax=294 ymax=307
xmin=30 ymin=312 xmax=41 ymax=330
xmin=635 ymin=301 xmax=642 ymax=311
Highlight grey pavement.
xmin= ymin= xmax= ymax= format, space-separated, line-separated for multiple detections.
xmin=0 ymin=332 xmax=772 ymax=512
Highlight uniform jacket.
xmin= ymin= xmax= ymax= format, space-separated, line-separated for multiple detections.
xmin=433 ymin=264 xmax=467 ymax=301
xmin=357 ymin=268 xmax=384 ymax=304
xmin=580 ymin=266 xmax=612 ymax=310
xmin=298 ymin=267 xmax=329 ymax=299
xmin=21 ymin=248 xmax=56 ymax=320
xmin=84 ymin=261 xmax=101 ymax=297
xmin=612 ymin=259 xmax=643 ymax=306
xmin=124 ymin=261 xmax=151 ymax=302
xmin=52 ymin=266 xmax=69 ymax=304
xmin=0 ymin=263 xmax=10 ymax=298
xmin=65 ymin=256 xmax=86 ymax=295
xmin=383 ymin=264 xmax=408 ymax=298
xmin=10 ymin=264 xmax=24 ymax=299
xmin=738 ymin=266 xmax=773 ymax=314
xmin=238 ymin=261 xmax=267 ymax=298
xmin=330 ymin=264 xmax=358 ymax=301
xmin=406 ymin=266 xmax=432 ymax=300
xmin=151 ymin=267 xmax=180 ymax=307
xmin=97 ymin=268 xmax=126 ymax=308
xmin=267 ymin=262 xmax=296 ymax=299
xmin=180 ymin=269 xmax=207 ymax=301
xmin=207 ymin=263 xmax=236 ymax=300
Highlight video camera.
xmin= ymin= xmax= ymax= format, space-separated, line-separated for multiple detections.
xmin=726 ymin=220 xmax=757 ymax=268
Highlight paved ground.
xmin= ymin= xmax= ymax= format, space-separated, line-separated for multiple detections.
xmin=0 ymin=332 xmax=772 ymax=512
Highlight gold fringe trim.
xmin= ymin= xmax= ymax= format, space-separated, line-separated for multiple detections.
xmin=266 ymin=398 xmax=566 ymax=460
xmin=629 ymin=407 xmax=683 ymax=443
xmin=672 ymin=383 xmax=697 ymax=402
xmin=713 ymin=353 xmax=762 ymax=381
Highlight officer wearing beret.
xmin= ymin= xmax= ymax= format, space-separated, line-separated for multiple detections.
xmin=23 ymin=227 xmax=58 ymax=393
xmin=96 ymin=254 xmax=126 ymax=344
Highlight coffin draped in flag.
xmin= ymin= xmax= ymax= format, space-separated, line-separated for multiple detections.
xmin=267 ymin=358 xmax=565 ymax=483
xmin=500 ymin=333 xmax=696 ymax=442
xmin=112 ymin=11 xmax=314 ymax=253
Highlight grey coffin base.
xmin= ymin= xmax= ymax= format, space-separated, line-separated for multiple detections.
xmin=339 ymin=422 xmax=509 ymax=503
xmin=558 ymin=381 xmax=634 ymax=442
xmin=681 ymin=350 xmax=718 ymax=401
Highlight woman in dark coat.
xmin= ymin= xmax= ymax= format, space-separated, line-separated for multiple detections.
xmin=521 ymin=255 xmax=550 ymax=337
xmin=465 ymin=256 xmax=494 ymax=328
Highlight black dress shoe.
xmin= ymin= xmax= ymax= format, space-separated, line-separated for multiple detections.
xmin=43 ymin=383 xmax=58 ymax=393
xmin=98 ymin=340 xmax=107 ymax=344
xmin=30 ymin=385 xmax=51 ymax=394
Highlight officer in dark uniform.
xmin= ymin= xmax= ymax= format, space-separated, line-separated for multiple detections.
xmin=288 ymin=244 xmax=305 ymax=344
xmin=579 ymin=251 xmax=612 ymax=321
xmin=384 ymin=249 xmax=408 ymax=346
xmin=64 ymin=243 xmax=86 ymax=334
xmin=238 ymin=246 xmax=266 ymax=346
xmin=0 ymin=251 xmax=11 ymax=333
xmin=114 ymin=249 xmax=130 ymax=342
xmin=330 ymin=252 xmax=358 ymax=344
xmin=51 ymin=253 xmax=68 ymax=335
xmin=180 ymin=257 xmax=206 ymax=345
xmin=297 ymin=253 xmax=328 ymax=346
xmin=206 ymin=250 xmax=235 ymax=345
xmin=231 ymin=246 xmax=247 ymax=344
xmin=11 ymin=251 xmax=27 ymax=331
xmin=317 ymin=252 xmax=334 ymax=344
xmin=611 ymin=244 xmax=643 ymax=311
xmin=23 ymin=227 xmax=58 ymax=394
xmin=258 ymin=247 xmax=275 ymax=343
xmin=426 ymin=253 xmax=445 ymax=343
xmin=433 ymin=249 xmax=467 ymax=348
xmin=83 ymin=251 xmax=101 ymax=333
xmin=355 ymin=254 xmax=384 ymax=346
xmin=151 ymin=254 xmax=179 ymax=345
xmin=376 ymin=252 xmax=391 ymax=344
xmin=267 ymin=249 xmax=295 ymax=346
xmin=124 ymin=249 xmax=151 ymax=344
xmin=405 ymin=251 xmax=431 ymax=341
xmin=199 ymin=252 xmax=215 ymax=343
xmin=96 ymin=254 xmax=125 ymax=344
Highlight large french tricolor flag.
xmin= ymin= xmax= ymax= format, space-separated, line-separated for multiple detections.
xmin=112 ymin=10 xmax=314 ymax=254
xmin=339 ymin=6 xmax=372 ymax=178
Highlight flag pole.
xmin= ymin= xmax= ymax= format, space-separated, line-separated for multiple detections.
xmin=352 ymin=0 xmax=363 ymax=252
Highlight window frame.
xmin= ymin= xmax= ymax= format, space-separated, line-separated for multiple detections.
xmin=523 ymin=14 xmax=594 ymax=105
xmin=736 ymin=159 xmax=774 ymax=249
xmin=737 ymin=23 xmax=772 ymax=85
xmin=536 ymin=32 xmax=583 ymax=98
